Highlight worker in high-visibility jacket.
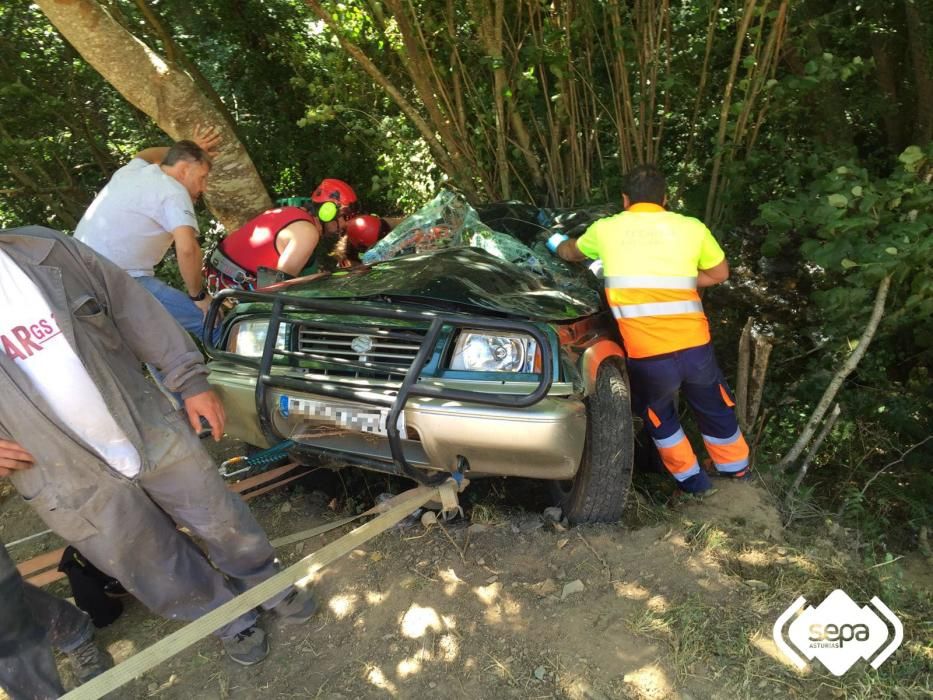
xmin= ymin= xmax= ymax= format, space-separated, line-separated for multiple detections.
xmin=547 ymin=164 xmax=749 ymax=494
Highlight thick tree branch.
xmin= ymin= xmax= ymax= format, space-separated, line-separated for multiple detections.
xmin=777 ymin=275 xmax=892 ymax=472
xmin=35 ymin=0 xmax=270 ymax=230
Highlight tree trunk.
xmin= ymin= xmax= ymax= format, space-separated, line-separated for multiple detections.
xmin=866 ymin=3 xmax=906 ymax=151
xmin=34 ymin=0 xmax=270 ymax=231
xmin=735 ymin=317 xmax=753 ymax=431
xmin=904 ymin=0 xmax=933 ymax=145
xmin=705 ymin=0 xmax=757 ymax=223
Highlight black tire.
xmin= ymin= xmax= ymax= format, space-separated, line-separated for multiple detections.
xmin=549 ymin=362 xmax=634 ymax=523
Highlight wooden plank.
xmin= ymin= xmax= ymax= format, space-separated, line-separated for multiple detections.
xmin=17 ymin=548 xmax=66 ymax=577
xmin=240 ymin=472 xmax=308 ymax=501
xmin=24 ymin=568 xmax=66 ymax=587
xmin=63 ymin=485 xmax=443 ymax=700
xmin=229 ymin=462 xmax=301 ymax=493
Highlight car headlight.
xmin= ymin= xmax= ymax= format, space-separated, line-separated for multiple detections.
xmin=449 ymin=331 xmax=541 ymax=373
xmin=226 ymin=319 xmax=286 ymax=358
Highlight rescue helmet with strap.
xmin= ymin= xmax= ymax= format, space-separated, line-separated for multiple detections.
xmin=311 ymin=178 xmax=359 ymax=222
xmin=346 ymin=214 xmax=384 ymax=250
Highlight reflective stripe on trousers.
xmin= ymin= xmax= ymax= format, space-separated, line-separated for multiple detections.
xmin=627 ymin=343 xmax=749 ymax=486
xmin=702 ymin=428 xmax=750 ymax=473
xmin=653 ymin=427 xmax=701 ymax=481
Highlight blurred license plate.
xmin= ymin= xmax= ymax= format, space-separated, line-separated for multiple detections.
xmin=279 ymin=395 xmax=405 ymax=437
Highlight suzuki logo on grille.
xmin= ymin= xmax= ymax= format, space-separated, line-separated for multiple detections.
xmin=351 ymin=335 xmax=374 ymax=354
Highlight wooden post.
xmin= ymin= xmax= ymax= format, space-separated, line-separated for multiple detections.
xmin=735 ymin=317 xmax=754 ymax=431
xmin=746 ymin=334 xmax=774 ymax=431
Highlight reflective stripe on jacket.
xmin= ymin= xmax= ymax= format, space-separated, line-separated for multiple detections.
xmin=575 ymin=202 xmax=725 ymax=358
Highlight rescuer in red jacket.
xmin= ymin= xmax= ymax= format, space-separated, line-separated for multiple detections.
xmin=205 ymin=179 xmax=359 ymax=290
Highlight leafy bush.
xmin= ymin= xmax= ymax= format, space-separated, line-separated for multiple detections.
xmin=755 ymin=145 xmax=932 ymax=549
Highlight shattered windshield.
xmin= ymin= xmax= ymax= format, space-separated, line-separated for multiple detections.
xmin=360 ymin=190 xmax=617 ymax=305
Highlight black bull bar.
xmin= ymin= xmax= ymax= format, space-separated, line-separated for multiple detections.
xmin=204 ymin=289 xmax=554 ymax=485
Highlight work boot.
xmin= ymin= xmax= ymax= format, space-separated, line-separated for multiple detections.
xmin=669 ymin=487 xmax=719 ymax=507
xmin=272 ymin=587 xmax=319 ymax=625
xmin=222 ymin=625 xmax=269 ymax=666
xmin=701 ymin=457 xmax=752 ymax=480
xmin=66 ymin=637 xmax=114 ymax=685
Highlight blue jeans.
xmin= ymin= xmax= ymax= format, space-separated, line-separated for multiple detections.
xmin=134 ymin=276 xmax=220 ymax=407
xmin=133 ymin=275 xmax=220 ymax=345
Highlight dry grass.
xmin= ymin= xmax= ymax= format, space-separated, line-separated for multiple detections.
xmin=634 ymin=507 xmax=933 ymax=698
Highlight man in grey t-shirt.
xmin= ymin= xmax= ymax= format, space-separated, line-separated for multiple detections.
xmin=76 ymin=128 xmax=219 ymax=341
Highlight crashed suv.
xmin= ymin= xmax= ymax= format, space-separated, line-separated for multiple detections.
xmin=204 ymin=193 xmax=634 ymax=523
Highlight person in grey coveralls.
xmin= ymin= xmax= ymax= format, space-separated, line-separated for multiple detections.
xmin=0 ymin=226 xmax=316 ymax=670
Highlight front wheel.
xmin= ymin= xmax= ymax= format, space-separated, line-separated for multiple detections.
xmin=549 ymin=362 xmax=634 ymax=523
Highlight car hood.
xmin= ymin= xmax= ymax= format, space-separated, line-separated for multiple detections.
xmin=275 ymin=247 xmax=601 ymax=321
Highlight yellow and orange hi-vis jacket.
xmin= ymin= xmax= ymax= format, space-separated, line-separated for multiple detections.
xmin=575 ymin=203 xmax=725 ymax=359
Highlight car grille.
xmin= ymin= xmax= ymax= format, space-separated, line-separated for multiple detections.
xmin=294 ymin=325 xmax=425 ymax=378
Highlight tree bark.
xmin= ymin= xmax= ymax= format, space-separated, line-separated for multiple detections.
xmin=746 ymin=333 xmax=774 ymax=433
xmin=470 ymin=0 xmax=511 ymax=198
xmin=866 ymin=3 xmax=907 ymax=151
xmin=35 ymin=0 xmax=270 ymax=231
xmin=904 ymin=0 xmax=933 ymax=145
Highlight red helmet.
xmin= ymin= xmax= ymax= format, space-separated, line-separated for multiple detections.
xmin=346 ymin=214 xmax=384 ymax=250
xmin=311 ymin=178 xmax=358 ymax=214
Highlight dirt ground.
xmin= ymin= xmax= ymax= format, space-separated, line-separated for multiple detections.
xmin=1 ymin=440 xmax=929 ymax=700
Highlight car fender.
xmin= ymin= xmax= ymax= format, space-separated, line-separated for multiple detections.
xmin=578 ymin=339 xmax=626 ymax=396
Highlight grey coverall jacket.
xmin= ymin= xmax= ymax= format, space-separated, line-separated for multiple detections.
xmin=0 ymin=226 xmax=288 ymax=640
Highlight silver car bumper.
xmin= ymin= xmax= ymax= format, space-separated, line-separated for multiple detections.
xmin=209 ymin=365 xmax=587 ymax=480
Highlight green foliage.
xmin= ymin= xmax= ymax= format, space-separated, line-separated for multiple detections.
xmin=754 ymin=145 xmax=932 ymax=551
xmin=757 ymin=145 xmax=933 ymax=352
xmin=0 ymin=4 xmax=160 ymax=229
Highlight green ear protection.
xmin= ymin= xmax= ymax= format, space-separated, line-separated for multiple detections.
xmin=317 ymin=200 xmax=339 ymax=222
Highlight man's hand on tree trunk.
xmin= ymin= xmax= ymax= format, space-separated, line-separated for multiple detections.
xmin=192 ymin=124 xmax=222 ymax=158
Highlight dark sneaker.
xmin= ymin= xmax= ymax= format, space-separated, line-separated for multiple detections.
xmin=669 ymin=487 xmax=719 ymax=507
xmin=67 ymin=637 xmax=114 ymax=685
xmin=272 ymin=587 xmax=319 ymax=625
xmin=222 ymin=625 xmax=269 ymax=666
xmin=702 ymin=458 xmax=752 ymax=480
xmin=103 ymin=578 xmax=130 ymax=598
